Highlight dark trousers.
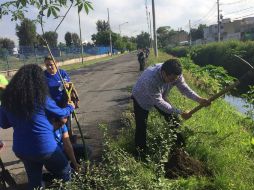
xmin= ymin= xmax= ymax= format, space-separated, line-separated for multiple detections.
xmin=18 ymin=148 xmax=71 ymax=190
xmin=133 ymin=98 xmax=177 ymax=152
xmin=133 ymin=98 xmax=149 ymax=151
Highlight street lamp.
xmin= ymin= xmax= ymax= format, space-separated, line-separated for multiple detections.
xmin=119 ymin=21 xmax=128 ymax=36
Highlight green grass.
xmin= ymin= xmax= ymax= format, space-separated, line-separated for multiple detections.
xmin=114 ymin=50 xmax=254 ymax=189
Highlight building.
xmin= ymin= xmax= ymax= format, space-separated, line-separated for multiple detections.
xmin=203 ymin=17 xmax=254 ymax=42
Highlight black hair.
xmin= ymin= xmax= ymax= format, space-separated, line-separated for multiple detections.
xmin=161 ymin=58 xmax=182 ymax=75
xmin=2 ymin=64 xmax=49 ymax=119
xmin=44 ymin=55 xmax=53 ymax=62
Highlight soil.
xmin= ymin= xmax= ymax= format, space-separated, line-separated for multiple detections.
xmin=165 ymin=147 xmax=211 ymax=179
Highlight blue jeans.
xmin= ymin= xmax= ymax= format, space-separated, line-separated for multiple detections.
xmin=17 ymin=148 xmax=71 ymax=190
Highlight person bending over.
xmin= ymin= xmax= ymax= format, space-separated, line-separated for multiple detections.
xmin=132 ymin=58 xmax=210 ymax=154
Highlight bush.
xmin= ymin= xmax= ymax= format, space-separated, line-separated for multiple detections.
xmin=190 ymin=40 xmax=254 ymax=80
xmin=165 ymin=46 xmax=190 ymax=57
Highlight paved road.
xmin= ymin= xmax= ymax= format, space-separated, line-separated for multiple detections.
xmin=0 ymin=53 xmax=140 ymax=188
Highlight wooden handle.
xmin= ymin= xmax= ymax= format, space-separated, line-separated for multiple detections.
xmin=188 ymin=80 xmax=240 ymax=116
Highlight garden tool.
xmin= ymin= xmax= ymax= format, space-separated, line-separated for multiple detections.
xmin=0 ymin=157 xmax=17 ymax=189
xmin=65 ymin=82 xmax=80 ymax=143
xmin=187 ymin=55 xmax=254 ymax=117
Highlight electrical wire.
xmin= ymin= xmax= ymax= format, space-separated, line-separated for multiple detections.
xmin=192 ymin=3 xmax=217 ymax=25
xmin=220 ymin=0 xmax=248 ymax=6
xmin=233 ymin=13 xmax=254 ymax=20
xmin=223 ymin=6 xmax=254 ymax=15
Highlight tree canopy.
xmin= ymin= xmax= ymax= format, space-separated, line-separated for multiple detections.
xmin=16 ymin=18 xmax=37 ymax=46
xmin=0 ymin=0 xmax=93 ymax=21
xmin=157 ymin=26 xmax=177 ymax=48
xmin=0 ymin=38 xmax=15 ymax=52
xmin=72 ymin=33 xmax=81 ymax=46
xmin=42 ymin=31 xmax=58 ymax=47
xmin=190 ymin=24 xmax=206 ymax=41
xmin=136 ymin=32 xmax=150 ymax=49
xmin=96 ymin=20 xmax=110 ymax=32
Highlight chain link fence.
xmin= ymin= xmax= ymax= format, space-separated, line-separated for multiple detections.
xmin=0 ymin=45 xmax=119 ymax=72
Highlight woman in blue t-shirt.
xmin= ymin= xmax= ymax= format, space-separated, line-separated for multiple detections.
xmin=44 ymin=56 xmax=71 ymax=107
xmin=0 ymin=64 xmax=75 ymax=190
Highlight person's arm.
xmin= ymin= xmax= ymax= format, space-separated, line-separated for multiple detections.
xmin=62 ymin=131 xmax=80 ymax=171
xmin=175 ymin=75 xmax=202 ymax=101
xmin=0 ymin=107 xmax=12 ymax=129
xmin=175 ymin=76 xmax=210 ymax=119
xmin=45 ymin=97 xmax=75 ymax=119
xmin=148 ymin=81 xmax=182 ymax=115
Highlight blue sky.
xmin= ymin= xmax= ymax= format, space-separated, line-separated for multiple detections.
xmin=0 ymin=0 xmax=253 ymax=46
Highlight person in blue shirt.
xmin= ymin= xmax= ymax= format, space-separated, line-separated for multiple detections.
xmin=0 ymin=64 xmax=75 ymax=190
xmin=54 ymin=124 xmax=90 ymax=171
xmin=44 ymin=56 xmax=88 ymax=168
xmin=44 ymin=56 xmax=71 ymax=108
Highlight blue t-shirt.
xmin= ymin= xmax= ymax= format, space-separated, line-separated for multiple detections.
xmin=54 ymin=124 xmax=68 ymax=148
xmin=0 ymin=97 xmax=74 ymax=157
xmin=44 ymin=69 xmax=70 ymax=106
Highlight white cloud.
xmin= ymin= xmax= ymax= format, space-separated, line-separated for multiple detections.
xmin=0 ymin=0 xmax=254 ymax=46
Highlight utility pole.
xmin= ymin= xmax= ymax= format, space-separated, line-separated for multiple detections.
xmin=119 ymin=22 xmax=128 ymax=36
xmin=107 ymin=8 xmax=113 ymax=56
xmin=145 ymin=0 xmax=150 ymax=34
xmin=78 ymin=12 xmax=84 ymax=64
xmin=152 ymin=0 xmax=158 ymax=57
xmin=217 ymin=0 xmax=221 ymax=42
xmin=189 ymin=19 xmax=192 ymax=46
xmin=178 ymin=28 xmax=180 ymax=45
xmin=149 ymin=12 xmax=153 ymax=48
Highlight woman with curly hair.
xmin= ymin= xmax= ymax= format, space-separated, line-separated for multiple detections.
xmin=0 ymin=64 xmax=75 ymax=190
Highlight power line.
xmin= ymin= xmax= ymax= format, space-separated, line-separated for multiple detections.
xmin=192 ymin=3 xmax=217 ymax=25
xmin=192 ymin=14 xmax=217 ymax=27
xmin=223 ymin=6 xmax=254 ymax=15
xmin=233 ymin=12 xmax=254 ymax=20
xmin=220 ymin=0 xmax=248 ymax=6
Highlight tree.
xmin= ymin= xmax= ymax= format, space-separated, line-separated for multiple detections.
xmin=96 ymin=20 xmax=110 ymax=32
xmin=126 ymin=42 xmax=136 ymax=51
xmin=0 ymin=38 xmax=15 ymax=52
xmin=190 ymin=24 xmax=206 ymax=41
xmin=65 ymin=32 xmax=72 ymax=47
xmin=91 ymin=31 xmax=118 ymax=46
xmin=136 ymin=32 xmax=150 ymax=49
xmin=16 ymin=18 xmax=37 ymax=46
xmin=114 ymin=38 xmax=125 ymax=52
xmin=0 ymin=1 xmax=93 ymax=21
xmin=72 ymin=33 xmax=81 ymax=46
xmin=157 ymin=26 xmax=177 ymax=48
xmin=91 ymin=19 xmax=137 ymax=51
xmin=42 ymin=31 xmax=58 ymax=47
xmin=1 ymin=0 xmax=93 ymax=48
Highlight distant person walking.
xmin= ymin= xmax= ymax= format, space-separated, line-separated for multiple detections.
xmin=0 ymin=64 xmax=75 ymax=190
xmin=145 ymin=47 xmax=150 ymax=58
xmin=137 ymin=49 xmax=146 ymax=71
xmin=132 ymin=58 xmax=210 ymax=154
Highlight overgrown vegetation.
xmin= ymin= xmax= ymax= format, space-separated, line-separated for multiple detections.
xmin=48 ymin=50 xmax=254 ymax=190
xmin=190 ymin=40 xmax=254 ymax=78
